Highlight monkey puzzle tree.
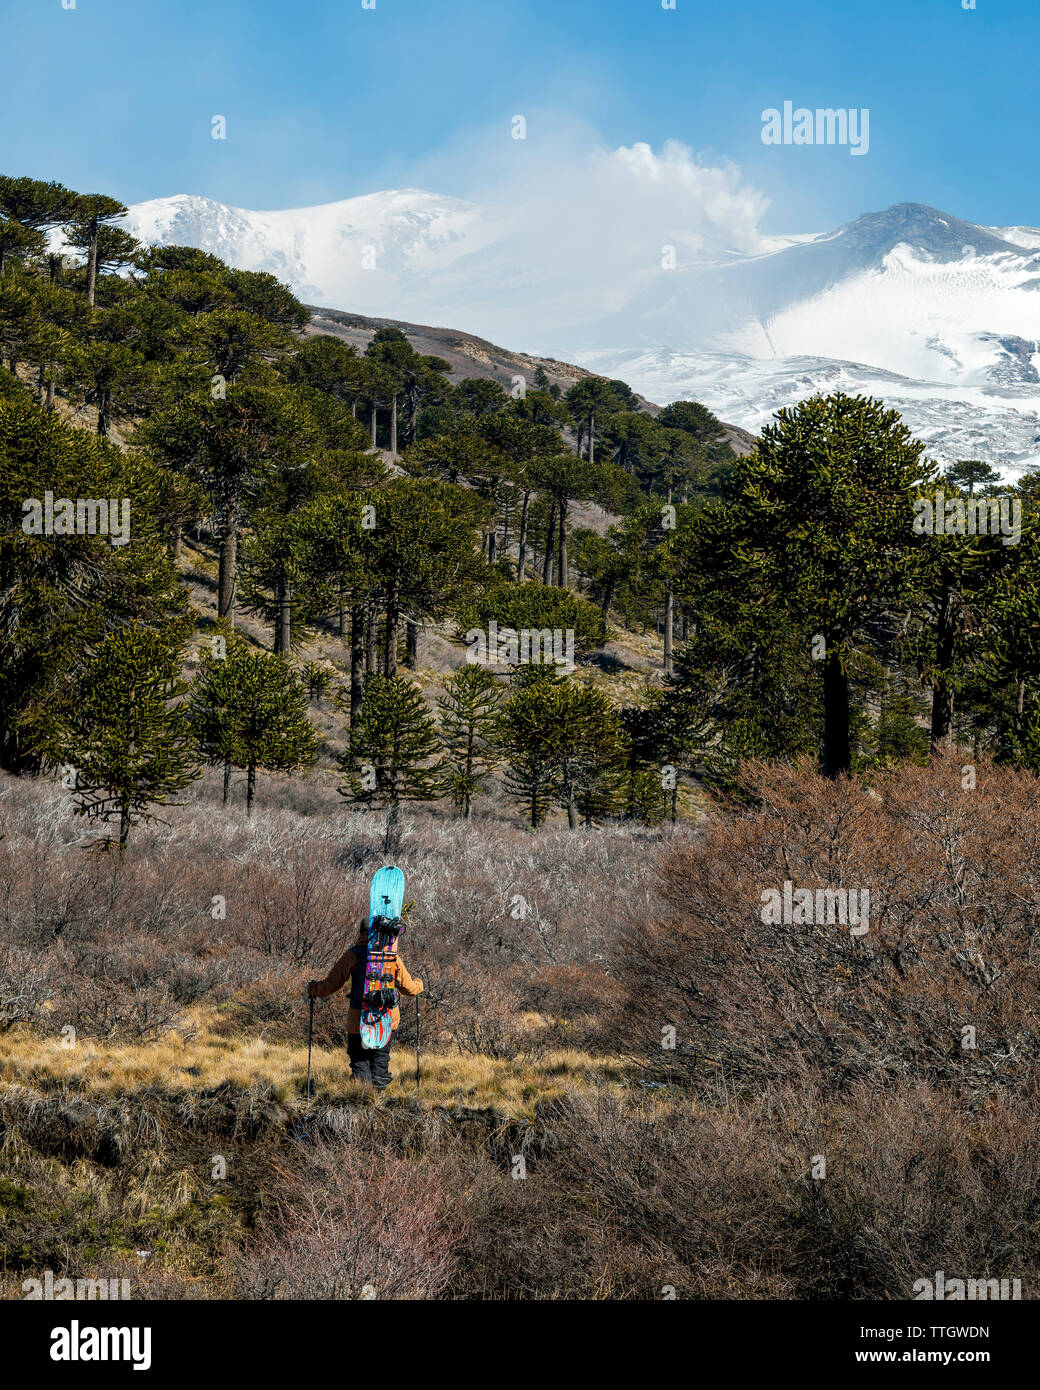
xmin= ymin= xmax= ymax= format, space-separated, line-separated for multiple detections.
xmin=437 ymin=664 xmax=504 ymax=817
xmin=339 ymin=673 xmax=443 ymax=851
xmin=190 ymin=642 xmax=316 ymax=813
xmin=137 ymin=383 xmax=318 ymax=623
xmin=63 ymin=194 xmax=133 ymax=306
xmin=58 ymin=625 xmax=200 ymax=848
xmin=363 ymin=476 xmax=488 ymax=677
xmin=725 ymin=393 xmax=932 ymax=777
xmin=499 ymin=665 xmax=570 ymax=829
xmin=555 ymin=682 xmax=625 ymax=829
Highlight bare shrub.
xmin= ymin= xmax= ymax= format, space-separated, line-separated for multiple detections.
xmin=233 ymin=1139 xmax=462 ymax=1299
xmin=627 ymin=756 xmax=1040 ymax=1092
xmin=0 ymin=946 xmax=52 ymax=1031
xmin=229 ymin=845 xmax=363 ymax=963
xmin=54 ymin=968 xmax=181 ymax=1044
xmin=440 ymin=964 xmax=541 ymax=1060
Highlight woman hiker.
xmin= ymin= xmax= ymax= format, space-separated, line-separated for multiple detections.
xmin=306 ymin=922 xmax=423 ymax=1089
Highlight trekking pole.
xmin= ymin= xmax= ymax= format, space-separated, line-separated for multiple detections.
xmin=306 ymin=995 xmax=314 ymax=1101
xmin=415 ymin=990 xmax=421 ymax=1094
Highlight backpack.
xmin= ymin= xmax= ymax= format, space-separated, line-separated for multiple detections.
xmin=359 ymin=912 xmax=400 ymax=1049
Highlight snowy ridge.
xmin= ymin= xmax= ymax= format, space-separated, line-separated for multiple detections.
xmin=120 ymin=192 xmax=1040 ymax=472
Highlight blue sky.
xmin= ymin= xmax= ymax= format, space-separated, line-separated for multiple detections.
xmin=4 ymin=0 xmax=1037 ymax=232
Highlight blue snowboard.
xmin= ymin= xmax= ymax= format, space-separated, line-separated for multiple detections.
xmin=368 ymin=865 xmax=405 ymax=928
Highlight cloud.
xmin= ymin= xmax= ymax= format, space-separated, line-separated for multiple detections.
xmin=400 ymin=127 xmax=773 ymax=348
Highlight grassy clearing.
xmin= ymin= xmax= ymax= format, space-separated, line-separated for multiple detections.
xmin=0 ymin=1011 xmax=634 ymax=1113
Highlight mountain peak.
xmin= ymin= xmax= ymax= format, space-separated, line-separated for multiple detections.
xmin=834 ymin=202 xmax=1023 ymax=260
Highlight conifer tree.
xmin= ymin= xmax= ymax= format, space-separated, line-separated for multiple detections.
xmin=363 ymin=476 xmax=487 ymax=677
xmin=138 ymin=384 xmax=317 ymax=623
xmin=0 ymin=218 xmax=45 ymax=277
xmin=499 ymin=665 xmax=569 ymax=828
xmin=557 ymin=683 xmax=625 ymax=828
xmin=339 ymin=673 xmax=442 ymax=850
xmin=712 ymin=392 xmax=932 ymax=776
xmin=58 ymin=626 xmax=200 ymax=847
xmin=437 ymin=664 xmax=503 ymax=816
xmin=190 ymin=642 xmax=316 ymax=813
xmin=64 ymin=194 xmax=130 ymax=306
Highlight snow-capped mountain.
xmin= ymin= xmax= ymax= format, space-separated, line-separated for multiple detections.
xmin=121 ymin=192 xmax=1040 ymax=472
xmin=124 ymin=190 xmax=499 ymax=313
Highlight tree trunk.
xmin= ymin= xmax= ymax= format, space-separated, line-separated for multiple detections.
xmin=246 ymin=764 xmax=256 ymax=816
xmin=119 ymin=804 xmax=130 ymax=849
xmin=587 ymin=414 xmax=595 ymax=464
xmin=96 ymin=389 xmax=110 ymax=437
xmin=600 ymin=578 xmax=615 ymax=622
xmin=370 ymin=405 xmax=378 ymax=449
xmin=223 ymin=761 xmax=232 ymax=804
xmin=275 ymin=579 xmax=292 ymax=654
xmin=516 ymin=490 xmax=531 ymax=580
xmin=366 ymin=600 xmax=378 ymax=673
xmin=664 ymin=590 xmax=674 ymax=676
xmin=929 ymin=576 xmax=956 ymax=751
xmin=404 ymin=619 xmax=418 ymax=669
xmin=169 ymin=521 xmax=182 ymax=560
xmin=557 ymin=496 xmax=568 ymax=589
xmin=350 ymin=603 xmax=365 ymax=723
xmin=384 ymin=592 xmax=399 ymax=677
xmin=542 ymin=502 xmax=557 ymax=584
xmin=390 ymin=395 xmax=398 ymax=456
xmin=45 ymin=377 xmax=55 ymax=412
xmin=383 ymin=799 xmax=400 ymax=854
xmin=86 ymin=231 xmax=99 ymax=307
xmin=217 ymin=524 xmax=238 ymax=623
xmin=337 ymin=584 xmax=345 ymax=639
xmin=822 ymin=641 xmax=851 ymax=777
xmin=1014 ymin=679 xmax=1026 ymax=743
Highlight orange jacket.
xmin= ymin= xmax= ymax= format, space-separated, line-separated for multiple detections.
xmin=308 ymin=942 xmax=423 ymax=1035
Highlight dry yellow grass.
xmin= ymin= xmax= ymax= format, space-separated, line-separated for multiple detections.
xmin=0 ymin=1009 xmax=633 ymax=1112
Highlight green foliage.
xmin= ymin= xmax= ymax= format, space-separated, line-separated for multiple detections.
xmin=499 ymin=666 xmax=567 ymax=827
xmin=498 ymin=667 xmax=623 ymax=827
xmin=190 ymin=642 xmax=316 ymax=812
xmin=437 ymin=664 xmax=504 ymax=816
xmin=460 ymin=580 xmax=607 ymax=658
xmin=0 ymin=394 xmax=189 ymax=773
xmin=339 ymin=674 xmax=442 ymax=847
xmin=558 ymin=683 xmax=626 ymax=826
xmin=57 ymin=626 xmax=200 ymax=846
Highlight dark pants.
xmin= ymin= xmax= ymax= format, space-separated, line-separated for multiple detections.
xmin=347 ymin=1032 xmax=392 ymax=1089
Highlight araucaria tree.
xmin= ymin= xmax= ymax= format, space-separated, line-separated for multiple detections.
xmin=716 ymin=393 xmax=931 ymax=776
xmin=499 ymin=666 xmax=569 ymax=828
xmin=437 ymin=664 xmax=504 ymax=816
xmin=189 ymin=642 xmax=316 ymax=813
xmin=58 ymin=625 xmax=200 ymax=847
xmin=339 ymin=673 xmax=442 ymax=850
